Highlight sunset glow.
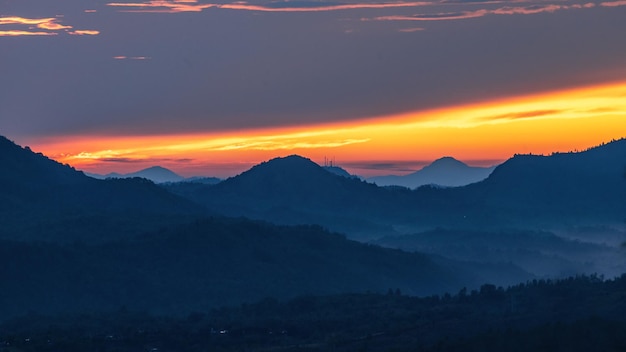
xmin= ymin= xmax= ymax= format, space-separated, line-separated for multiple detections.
xmin=27 ymin=80 xmax=626 ymax=178
xmin=0 ymin=16 xmax=99 ymax=36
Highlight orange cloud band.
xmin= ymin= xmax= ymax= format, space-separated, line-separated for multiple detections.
xmin=0 ymin=16 xmax=99 ymax=37
xmin=25 ymin=80 xmax=626 ymax=177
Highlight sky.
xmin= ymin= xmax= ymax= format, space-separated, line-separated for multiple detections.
xmin=1 ymin=0 xmax=626 ymax=177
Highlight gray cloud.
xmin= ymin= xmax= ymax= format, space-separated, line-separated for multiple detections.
xmin=1 ymin=0 xmax=626 ymax=140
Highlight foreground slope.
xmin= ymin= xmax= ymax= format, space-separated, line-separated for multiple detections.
xmin=3 ymin=274 xmax=625 ymax=352
xmin=0 ymin=217 xmax=478 ymax=320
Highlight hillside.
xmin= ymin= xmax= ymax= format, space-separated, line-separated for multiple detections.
xmin=0 ymin=217 xmax=479 ymax=321
xmin=164 ymin=155 xmax=415 ymax=239
xmin=2 ymin=274 xmax=625 ymax=352
xmin=0 ymin=136 xmax=202 ymax=243
xmin=166 ymin=140 xmax=626 ymax=238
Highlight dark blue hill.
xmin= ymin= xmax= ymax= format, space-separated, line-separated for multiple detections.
xmin=167 ymin=155 xmax=414 ymax=239
xmin=167 ymin=140 xmax=626 ymax=238
xmin=0 ymin=136 xmax=202 ymax=242
xmin=0 ymin=217 xmax=478 ymax=321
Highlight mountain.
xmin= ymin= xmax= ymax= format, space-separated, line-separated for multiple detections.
xmin=163 ymin=155 xmax=415 ymax=239
xmin=166 ymin=141 xmax=626 ymax=237
xmin=450 ymin=139 xmax=626 ymax=228
xmin=163 ymin=140 xmax=626 ymax=280
xmin=88 ymin=166 xmax=185 ymax=183
xmin=0 ymin=136 xmax=202 ymax=243
xmin=369 ymin=157 xmax=496 ymax=189
xmin=0 ymin=217 xmax=488 ymax=321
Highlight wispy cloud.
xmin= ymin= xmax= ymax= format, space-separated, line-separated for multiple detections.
xmin=107 ymin=0 xmax=214 ymax=13
xmin=485 ymin=109 xmax=564 ymax=122
xmin=113 ymin=56 xmax=152 ymax=60
xmin=59 ymin=130 xmax=370 ymax=166
xmin=108 ymin=0 xmax=432 ymax=13
xmin=69 ymin=30 xmax=101 ymax=35
xmin=397 ymin=27 xmax=425 ymax=32
xmin=600 ymin=0 xmax=626 ymax=6
xmin=367 ymin=2 xmax=595 ymax=21
xmin=0 ymin=16 xmax=99 ymax=37
xmin=0 ymin=30 xmax=58 ymax=37
xmin=212 ymin=138 xmax=370 ymax=151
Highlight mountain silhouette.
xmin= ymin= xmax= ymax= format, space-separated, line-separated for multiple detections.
xmin=167 ymin=139 xmax=626 ymax=241
xmin=451 ymin=139 xmax=626 ymax=227
xmin=0 ymin=136 xmax=201 ymax=243
xmin=164 ymin=155 xmax=412 ymax=239
xmin=369 ymin=157 xmax=496 ymax=189
xmin=88 ymin=166 xmax=185 ymax=183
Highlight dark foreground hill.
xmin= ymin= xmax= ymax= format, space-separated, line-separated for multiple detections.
xmin=0 ymin=136 xmax=202 ymax=243
xmin=2 ymin=274 xmax=624 ymax=352
xmin=0 ymin=217 xmax=494 ymax=321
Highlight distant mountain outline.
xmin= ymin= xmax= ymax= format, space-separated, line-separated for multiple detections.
xmin=87 ymin=166 xmax=221 ymax=184
xmin=368 ymin=156 xmax=498 ymax=189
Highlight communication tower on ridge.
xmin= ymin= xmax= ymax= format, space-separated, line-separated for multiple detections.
xmin=323 ymin=156 xmax=336 ymax=167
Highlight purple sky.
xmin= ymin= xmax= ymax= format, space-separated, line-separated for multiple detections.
xmin=2 ymin=0 xmax=626 ymax=143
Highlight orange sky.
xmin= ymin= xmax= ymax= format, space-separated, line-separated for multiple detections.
xmin=24 ymin=80 xmax=626 ymax=177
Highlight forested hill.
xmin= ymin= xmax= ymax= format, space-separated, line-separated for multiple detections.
xmin=0 ymin=217 xmax=485 ymax=321
xmin=450 ymin=138 xmax=626 ymax=226
xmin=0 ymin=136 xmax=202 ymax=243
xmin=166 ymin=140 xmax=626 ymax=238
xmin=2 ymin=274 xmax=624 ymax=352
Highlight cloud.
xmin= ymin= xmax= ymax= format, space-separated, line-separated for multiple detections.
xmin=367 ymin=3 xmax=595 ymax=21
xmin=107 ymin=0 xmax=215 ymax=12
xmin=100 ymin=157 xmax=138 ymax=163
xmin=100 ymin=157 xmax=194 ymax=163
xmin=113 ymin=56 xmax=152 ymax=60
xmin=107 ymin=0 xmax=432 ymax=13
xmin=0 ymin=16 xmax=99 ymax=37
xmin=211 ymin=138 xmax=370 ymax=151
xmin=398 ymin=27 xmax=425 ymax=32
xmin=600 ymin=0 xmax=626 ymax=6
xmin=0 ymin=30 xmax=58 ymax=37
xmin=486 ymin=109 xmax=564 ymax=122
xmin=69 ymin=30 xmax=101 ymax=35
xmin=0 ymin=16 xmax=64 ymax=28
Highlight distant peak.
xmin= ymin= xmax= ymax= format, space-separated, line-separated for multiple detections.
xmin=429 ymin=157 xmax=467 ymax=167
xmin=137 ymin=166 xmax=178 ymax=174
xmin=263 ymin=155 xmax=317 ymax=167
xmin=143 ymin=166 xmax=170 ymax=171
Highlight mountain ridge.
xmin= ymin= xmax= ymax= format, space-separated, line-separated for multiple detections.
xmin=369 ymin=156 xmax=496 ymax=189
xmin=0 ymin=136 xmax=203 ymax=243
xmin=87 ymin=165 xmax=186 ymax=183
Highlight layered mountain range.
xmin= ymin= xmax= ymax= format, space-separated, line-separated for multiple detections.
xmin=1 ymin=134 xmax=625 ymax=322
